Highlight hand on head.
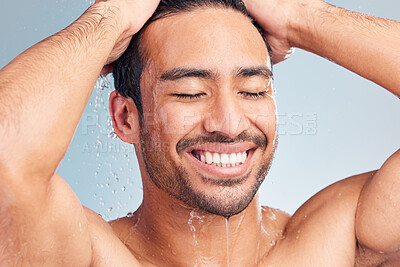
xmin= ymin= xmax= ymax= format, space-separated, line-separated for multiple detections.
xmin=94 ymin=0 xmax=160 ymax=74
xmin=243 ymin=0 xmax=324 ymax=64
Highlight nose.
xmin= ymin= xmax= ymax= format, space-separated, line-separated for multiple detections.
xmin=203 ymin=92 xmax=250 ymax=138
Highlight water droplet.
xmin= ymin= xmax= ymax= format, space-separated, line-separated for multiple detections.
xmin=122 ymin=186 xmax=126 ymax=191
xmin=107 ymin=207 xmax=113 ymax=212
xmin=270 ymin=240 xmax=276 ymax=246
xmin=268 ymin=211 xmax=277 ymax=221
xmin=108 ymin=131 xmax=117 ymax=139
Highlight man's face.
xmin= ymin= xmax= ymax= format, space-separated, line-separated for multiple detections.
xmin=138 ymin=7 xmax=277 ymax=217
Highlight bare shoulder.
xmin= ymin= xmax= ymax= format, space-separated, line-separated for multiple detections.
xmin=259 ymin=171 xmax=375 ymax=239
xmin=261 ymin=206 xmax=291 ymax=232
xmin=261 ymin=171 xmax=377 ymax=266
xmin=287 ymin=170 xmax=376 ymax=231
xmin=83 ymin=208 xmax=141 ymax=266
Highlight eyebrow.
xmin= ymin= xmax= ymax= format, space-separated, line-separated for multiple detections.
xmin=159 ymin=66 xmax=273 ymax=81
xmin=160 ymin=67 xmax=217 ymax=81
xmin=235 ymin=66 xmax=273 ymax=79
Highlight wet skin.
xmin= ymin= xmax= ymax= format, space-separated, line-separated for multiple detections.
xmin=136 ymin=8 xmax=277 ymax=218
xmin=2 ymin=0 xmax=400 ymax=264
xmin=109 ymin=8 xmax=279 ymax=265
xmin=104 ymin=7 xmax=384 ymax=266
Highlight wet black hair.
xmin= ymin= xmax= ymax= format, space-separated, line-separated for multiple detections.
xmin=113 ymin=0 xmax=271 ymax=122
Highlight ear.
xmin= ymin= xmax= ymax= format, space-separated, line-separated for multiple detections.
xmin=109 ymin=90 xmax=140 ymax=144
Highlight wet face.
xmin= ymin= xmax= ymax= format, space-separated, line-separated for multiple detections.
xmin=138 ymin=8 xmax=277 ymax=217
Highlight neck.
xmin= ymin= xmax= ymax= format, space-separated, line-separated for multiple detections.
xmin=133 ymin=179 xmax=270 ymax=266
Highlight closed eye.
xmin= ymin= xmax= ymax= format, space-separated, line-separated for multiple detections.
xmin=172 ymin=93 xmax=206 ymax=100
xmin=239 ymin=91 xmax=268 ymax=98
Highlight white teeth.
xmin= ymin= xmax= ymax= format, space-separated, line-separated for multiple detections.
xmin=196 ymin=151 xmax=248 ymax=167
xmin=236 ymin=152 xmax=242 ymax=163
xmin=229 ymin=153 xmax=237 ymax=165
xmin=213 ymin=153 xmax=220 ymax=164
xmin=205 ymin=152 xmax=213 ymax=164
xmin=220 ymin=154 xmax=229 ymax=164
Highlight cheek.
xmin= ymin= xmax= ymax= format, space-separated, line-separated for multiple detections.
xmin=247 ymin=99 xmax=277 ymax=139
xmin=155 ymin=104 xmax=203 ymax=140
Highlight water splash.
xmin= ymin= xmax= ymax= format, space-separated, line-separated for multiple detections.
xmin=188 ymin=210 xmax=204 ymax=267
xmin=89 ymin=74 xmax=141 ymax=220
xmin=225 ymin=217 xmax=230 ymax=267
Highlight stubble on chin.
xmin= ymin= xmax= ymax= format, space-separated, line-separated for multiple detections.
xmin=139 ymin=127 xmax=277 ymax=217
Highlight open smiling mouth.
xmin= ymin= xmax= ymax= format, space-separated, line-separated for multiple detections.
xmin=191 ymin=150 xmax=252 ymax=167
xmin=185 ymin=144 xmax=257 ymax=179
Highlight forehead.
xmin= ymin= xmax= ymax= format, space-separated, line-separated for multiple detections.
xmin=141 ymin=8 xmax=270 ymax=74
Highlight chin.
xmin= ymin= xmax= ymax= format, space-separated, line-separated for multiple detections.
xmin=171 ymin=169 xmax=264 ymax=218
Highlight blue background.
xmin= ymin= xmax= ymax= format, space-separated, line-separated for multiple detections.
xmin=1 ymin=0 xmax=399 ymax=219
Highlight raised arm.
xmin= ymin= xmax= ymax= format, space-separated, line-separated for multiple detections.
xmin=244 ymin=0 xmax=400 ymax=97
xmin=244 ymin=0 xmax=400 ymax=263
xmin=0 ymin=0 xmax=158 ymax=265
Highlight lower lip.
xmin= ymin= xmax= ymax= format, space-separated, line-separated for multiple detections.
xmin=186 ymin=150 xmax=254 ymax=178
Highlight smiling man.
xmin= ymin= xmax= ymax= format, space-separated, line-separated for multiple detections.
xmin=111 ymin=3 xmax=277 ymax=219
xmin=0 ymin=0 xmax=400 ymax=266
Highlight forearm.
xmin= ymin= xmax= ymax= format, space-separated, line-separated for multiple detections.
xmin=0 ymin=3 xmax=121 ymax=179
xmin=289 ymin=2 xmax=400 ymax=96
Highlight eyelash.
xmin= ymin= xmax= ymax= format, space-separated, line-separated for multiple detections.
xmin=173 ymin=93 xmax=206 ymax=100
xmin=172 ymin=91 xmax=268 ymax=100
xmin=239 ymin=91 xmax=268 ymax=98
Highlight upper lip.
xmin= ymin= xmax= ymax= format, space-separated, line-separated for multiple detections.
xmin=187 ymin=142 xmax=257 ymax=154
